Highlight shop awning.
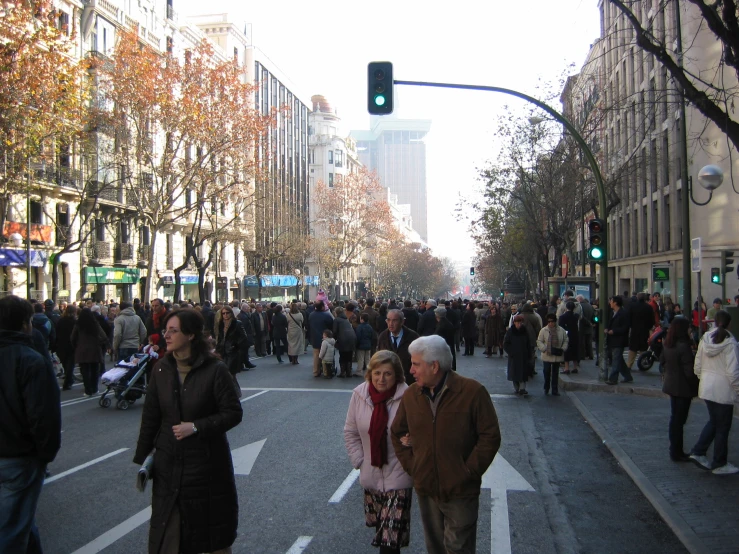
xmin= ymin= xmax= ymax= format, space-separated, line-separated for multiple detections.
xmin=0 ymin=248 xmax=48 ymax=267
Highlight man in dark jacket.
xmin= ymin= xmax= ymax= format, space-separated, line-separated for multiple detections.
xmin=145 ymin=298 xmax=169 ymax=355
xmin=391 ymin=335 xmax=500 ymax=554
xmin=417 ymin=299 xmax=438 ymax=337
xmin=201 ymin=301 xmax=215 ymax=335
xmin=377 ymin=309 xmax=419 ymax=384
xmin=251 ymin=303 xmax=269 ymax=358
xmin=31 ymin=302 xmax=55 ymax=351
xmin=237 ymin=303 xmax=257 ymax=369
xmin=402 ymin=300 xmax=420 ymax=334
xmin=0 ymin=296 xmax=61 ymax=553
xmin=434 ymin=307 xmax=456 ymax=370
xmin=309 ymin=301 xmax=334 ymax=377
xmin=605 ymin=295 xmax=632 ymax=385
xmin=627 ymin=293 xmax=656 ymax=371
xmin=578 ymin=295 xmax=595 ymax=360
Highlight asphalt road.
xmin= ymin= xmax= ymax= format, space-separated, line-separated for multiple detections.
xmin=36 ymin=348 xmax=687 ymax=553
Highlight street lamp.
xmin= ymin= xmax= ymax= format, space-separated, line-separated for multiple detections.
xmin=294 ymin=268 xmax=301 ymax=301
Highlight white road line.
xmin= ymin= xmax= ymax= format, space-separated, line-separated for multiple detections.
xmin=240 ymin=390 xmax=269 ymax=403
xmin=490 ymin=394 xmax=517 ymax=399
xmin=70 ymin=505 xmax=151 ymax=554
xmin=328 ymin=469 xmax=360 ymax=503
xmin=241 ymin=387 xmax=353 ymax=393
xmin=60 ymin=396 xmax=98 ymax=408
xmin=285 ymin=535 xmax=313 ymax=553
xmin=44 ymin=448 xmax=129 ymax=485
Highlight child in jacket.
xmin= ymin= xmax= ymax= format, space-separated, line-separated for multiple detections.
xmin=319 ymin=330 xmax=336 ymax=379
xmin=354 ymin=314 xmax=376 ymax=377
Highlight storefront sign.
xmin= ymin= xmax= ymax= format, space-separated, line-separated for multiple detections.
xmin=0 ymin=248 xmax=48 ymax=267
xmin=84 ymin=266 xmax=140 ymax=284
xmin=161 ymin=276 xmax=174 ymax=285
xmin=243 ymin=274 xmax=320 ymax=287
xmin=216 ymin=276 xmax=228 ymax=290
xmin=652 ymin=267 xmax=670 ymax=281
xmin=180 ymin=275 xmax=199 ymax=284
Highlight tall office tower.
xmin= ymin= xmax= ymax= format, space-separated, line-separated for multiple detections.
xmin=351 ymin=115 xmax=431 ymax=243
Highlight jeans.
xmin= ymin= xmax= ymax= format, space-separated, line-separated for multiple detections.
xmin=417 ymin=494 xmax=479 ymax=554
xmin=62 ymin=354 xmax=75 ymax=389
xmin=542 ymin=361 xmax=560 ymax=393
xmin=669 ymin=396 xmax=693 ymax=457
xmin=607 ymin=346 xmax=631 ymax=382
xmin=117 ymin=347 xmax=138 ymax=363
xmin=356 ymin=349 xmax=371 ymax=374
xmin=464 ymin=341 xmax=475 ymax=356
xmin=692 ymin=400 xmax=734 ymax=468
xmin=0 ymin=457 xmax=46 ymax=554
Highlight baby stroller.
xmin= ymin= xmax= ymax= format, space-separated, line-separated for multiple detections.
xmin=636 ymin=325 xmax=666 ymax=372
xmin=99 ymin=353 xmax=151 ymax=410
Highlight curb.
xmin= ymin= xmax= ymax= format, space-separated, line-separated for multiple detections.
xmin=559 ymin=375 xmax=667 ymax=398
xmin=567 ymin=391 xmax=710 ymax=554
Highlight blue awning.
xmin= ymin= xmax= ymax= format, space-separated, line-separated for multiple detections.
xmin=0 ymin=248 xmax=48 ymax=267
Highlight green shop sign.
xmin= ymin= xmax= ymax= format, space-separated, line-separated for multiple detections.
xmin=652 ymin=267 xmax=670 ymax=281
xmin=84 ymin=267 xmax=140 ymax=284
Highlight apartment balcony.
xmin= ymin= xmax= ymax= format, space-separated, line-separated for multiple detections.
xmin=114 ymin=243 xmax=134 ymax=262
xmin=55 ymin=225 xmax=70 ymax=247
xmin=32 ymin=165 xmax=83 ymax=191
xmin=86 ymin=241 xmax=111 ymax=262
xmin=166 ymin=254 xmax=174 ymax=270
xmin=89 ymin=181 xmax=124 ymax=204
xmin=137 ymin=245 xmax=151 ymax=267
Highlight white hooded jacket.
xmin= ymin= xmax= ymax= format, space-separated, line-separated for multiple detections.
xmin=694 ymin=328 xmax=739 ymax=405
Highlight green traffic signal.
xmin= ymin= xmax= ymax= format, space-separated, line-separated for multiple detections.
xmin=588 ymin=246 xmax=604 ymax=260
xmin=711 ymin=267 xmax=721 ymax=284
xmin=374 ymin=95 xmax=386 ymax=106
xmin=367 ymin=62 xmax=393 ymax=115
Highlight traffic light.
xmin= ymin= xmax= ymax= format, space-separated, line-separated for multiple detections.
xmin=367 ymin=62 xmax=393 ymax=115
xmin=469 ymin=266 xmax=475 ymax=276
xmin=587 ymin=218 xmax=606 ymax=263
xmin=711 ymin=267 xmax=721 ymax=284
xmin=721 ymin=250 xmax=735 ymax=275
xmin=500 ymin=290 xmax=504 ymax=297
xmin=593 ymin=308 xmax=601 ymax=324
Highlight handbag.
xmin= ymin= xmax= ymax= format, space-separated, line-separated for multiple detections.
xmin=551 ymin=347 xmax=564 ymax=356
xmin=136 ymin=452 xmax=155 ymax=492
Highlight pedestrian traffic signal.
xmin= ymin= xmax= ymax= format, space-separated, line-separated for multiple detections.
xmin=500 ymin=290 xmax=504 ymax=297
xmin=593 ymin=309 xmax=601 ymax=324
xmin=367 ymin=62 xmax=393 ymax=115
xmin=711 ymin=267 xmax=721 ymax=284
xmin=470 ymin=266 xmax=475 ymax=276
xmin=721 ymin=250 xmax=735 ymax=275
xmin=587 ymin=218 xmax=606 ymax=263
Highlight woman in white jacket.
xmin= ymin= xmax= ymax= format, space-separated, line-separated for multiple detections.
xmin=344 ymin=350 xmax=412 ymax=553
xmin=536 ymin=313 xmax=569 ymax=396
xmin=689 ymin=310 xmax=739 ymax=475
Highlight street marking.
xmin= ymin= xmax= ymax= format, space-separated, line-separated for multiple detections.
xmin=240 ymin=390 xmax=269 ymax=403
xmin=241 ymin=387 xmax=353 ymax=393
xmin=61 ymin=396 xmax=98 ymax=407
xmin=490 ymin=394 xmax=517 ymax=399
xmin=45 ymin=448 xmax=129 ymax=485
xmin=328 ymin=469 xmax=360 ymax=503
xmin=232 ymin=439 xmax=266 ymax=476
xmin=70 ymin=505 xmax=151 ymax=554
xmin=481 ymin=454 xmax=535 ymax=554
xmin=286 ymin=535 xmax=313 ymax=553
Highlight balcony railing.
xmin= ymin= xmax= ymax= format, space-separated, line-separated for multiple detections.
xmin=33 ymin=166 xmax=83 ymax=190
xmin=55 ymin=225 xmax=70 ymax=247
xmin=114 ymin=243 xmax=134 ymax=262
xmin=137 ymin=245 xmax=151 ymax=266
xmin=166 ymin=4 xmax=178 ymax=22
xmin=87 ymin=241 xmax=111 ymax=261
xmin=166 ymin=254 xmax=174 ymax=270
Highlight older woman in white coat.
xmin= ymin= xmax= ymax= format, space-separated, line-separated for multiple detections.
xmin=536 ymin=312 xmax=569 ymax=396
xmin=344 ymin=350 xmax=413 ymax=553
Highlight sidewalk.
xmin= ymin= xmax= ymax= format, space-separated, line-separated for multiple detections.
xmin=568 ymin=391 xmax=739 ymax=554
xmin=557 ymin=354 xmax=665 ymax=397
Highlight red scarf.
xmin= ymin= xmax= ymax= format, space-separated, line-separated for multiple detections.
xmin=368 ymin=382 xmax=398 ymax=467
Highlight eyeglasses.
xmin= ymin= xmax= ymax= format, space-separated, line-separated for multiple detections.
xmin=221 ymin=312 xmax=232 ymax=317
xmin=163 ymin=328 xmax=180 ymax=336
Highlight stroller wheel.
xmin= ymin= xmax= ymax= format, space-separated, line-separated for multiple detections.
xmin=117 ymin=399 xmax=129 ymax=410
xmin=100 ymin=397 xmax=111 ymax=408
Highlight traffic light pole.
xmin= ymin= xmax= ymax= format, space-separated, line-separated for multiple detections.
xmin=393 ymin=79 xmax=610 ymax=368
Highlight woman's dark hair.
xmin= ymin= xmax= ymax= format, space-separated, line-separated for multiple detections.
xmin=664 ymin=316 xmax=690 ymax=348
xmin=546 ymin=313 xmax=557 ymax=322
xmin=63 ymin=304 xmax=78 ymax=318
xmin=566 ymin=301 xmax=575 ymax=311
xmin=274 ymin=304 xmax=283 ymax=313
xmin=76 ymin=308 xmax=101 ymax=335
xmin=0 ymin=295 xmax=33 ymax=332
xmin=713 ymin=310 xmax=732 ymax=344
xmin=163 ymin=309 xmax=213 ymax=360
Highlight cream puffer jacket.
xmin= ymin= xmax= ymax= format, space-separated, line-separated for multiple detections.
xmin=344 ymin=381 xmax=413 ymax=492
xmin=694 ymin=328 xmax=739 ymax=405
xmin=536 ymin=324 xmax=568 ymax=363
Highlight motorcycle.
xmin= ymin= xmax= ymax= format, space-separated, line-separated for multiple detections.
xmin=636 ymin=325 xmax=666 ymax=372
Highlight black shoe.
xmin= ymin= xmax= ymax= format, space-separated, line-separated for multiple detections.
xmin=520 ymin=389 xmax=529 ymax=396
xmin=605 ymin=380 xmax=617 ymax=385
xmin=277 ymin=359 xmax=284 ymax=364
xmin=552 ymin=391 xmax=560 ymax=396
xmin=62 ymin=386 xmax=73 ymax=391
xmin=621 ymin=378 xmax=634 ymax=383
xmin=246 ymin=364 xmax=257 ymax=369
xmin=544 ymin=389 xmax=549 ymax=395
xmin=670 ymin=452 xmax=691 ymax=462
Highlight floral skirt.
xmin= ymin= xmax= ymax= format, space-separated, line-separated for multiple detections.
xmin=364 ymin=487 xmax=412 ymax=548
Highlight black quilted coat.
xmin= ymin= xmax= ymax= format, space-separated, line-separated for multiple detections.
xmin=133 ymin=353 xmax=243 ymax=554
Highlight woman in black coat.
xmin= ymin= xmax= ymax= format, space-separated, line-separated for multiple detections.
xmin=56 ymin=305 xmax=78 ymax=390
xmin=658 ymin=316 xmax=697 ymax=462
xmin=461 ymin=302 xmax=478 ymax=356
xmin=215 ymin=307 xmax=248 ymax=375
xmin=504 ymin=314 xmax=532 ymax=395
xmin=271 ymin=305 xmax=289 ymax=363
xmin=558 ymin=301 xmax=581 ymax=374
xmin=434 ymin=307 xmax=456 ymax=371
xmin=134 ymin=309 xmax=243 ymax=554
xmin=71 ymin=308 xmax=109 ymax=396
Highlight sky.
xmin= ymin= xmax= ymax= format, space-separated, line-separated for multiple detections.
xmin=177 ymin=0 xmax=602 ymax=266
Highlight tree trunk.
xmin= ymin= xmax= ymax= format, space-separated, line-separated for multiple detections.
xmin=256 ymin=270 xmax=263 ymax=300
xmin=144 ymin=231 xmax=158 ymax=304
xmin=51 ymin=255 xmax=60 ymax=303
xmin=173 ymin=266 xmax=182 ymax=303
xmin=197 ymin=265 xmax=208 ymax=304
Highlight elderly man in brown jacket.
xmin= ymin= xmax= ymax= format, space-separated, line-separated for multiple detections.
xmin=391 ymin=335 xmax=501 ymax=554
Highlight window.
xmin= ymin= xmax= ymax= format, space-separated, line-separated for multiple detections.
xmin=335 ymin=150 xmax=343 ymax=168
xmin=95 ymin=219 xmax=105 ymax=242
xmin=664 ymin=196 xmax=671 ymax=250
xmin=141 ymin=226 xmax=150 ymax=246
xmin=30 ymin=201 xmax=42 ymax=224
xmin=328 ymin=173 xmax=334 ymax=188
xmin=119 ymin=221 xmax=130 ymax=244
xmin=651 ymin=200 xmax=659 ymax=252
xmin=328 ymin=150 xmax=334 ymax=164
xmin=166 ymin=36 xmax=173 ymax=54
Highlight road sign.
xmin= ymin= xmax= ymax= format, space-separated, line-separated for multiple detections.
xmin=481 ymin=454 xmax=535 ymax=554
xmin=691 ymin=238 xmax=702 ymax=273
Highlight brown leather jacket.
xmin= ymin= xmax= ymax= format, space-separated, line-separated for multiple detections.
xmin=390 ymin=371 xmax=501 ymax=501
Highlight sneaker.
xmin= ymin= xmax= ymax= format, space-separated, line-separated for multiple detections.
xmin=689 ymin=454 xmax=712 ymax=470
xmin=712 ymin=463 xmax=739 ymax=475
